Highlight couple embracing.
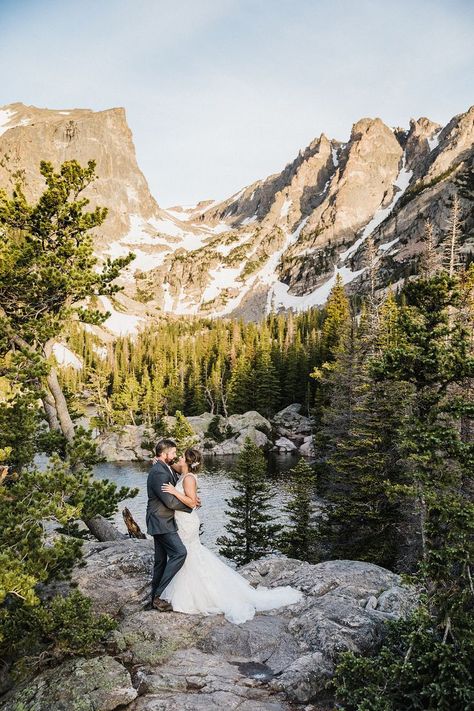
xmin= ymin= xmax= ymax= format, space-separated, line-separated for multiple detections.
xmin=146 ymin=438 xmax=302 ymax=625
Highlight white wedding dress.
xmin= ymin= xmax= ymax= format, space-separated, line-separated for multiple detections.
xmin=161 ymin=473 xmax=303 ymax=624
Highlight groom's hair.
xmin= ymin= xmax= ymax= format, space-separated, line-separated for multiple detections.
xmin=155 ymin=438 xmax=177 ymax=457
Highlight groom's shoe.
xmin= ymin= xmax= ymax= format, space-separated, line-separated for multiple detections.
xmin=152 ymin=596 xmax=173 ymax=612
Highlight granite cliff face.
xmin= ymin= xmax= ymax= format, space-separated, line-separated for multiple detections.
xmin=1 ymin=101 xmax=473 ymax=328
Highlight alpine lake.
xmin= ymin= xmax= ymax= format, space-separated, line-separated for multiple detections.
xmin=93 ymin=453 xmax=311 ymax=551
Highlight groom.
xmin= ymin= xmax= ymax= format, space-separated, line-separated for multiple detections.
xmin=146 ymin=438 xmax=198 ymax=611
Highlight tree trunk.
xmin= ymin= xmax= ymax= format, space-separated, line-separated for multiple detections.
xmin=42 ymin=391 xmax=61 ymax=431
xmin=43 ymin=340 xmax=75 ymax=442
xmin=43 ymin=339 xmax=125 ymax=542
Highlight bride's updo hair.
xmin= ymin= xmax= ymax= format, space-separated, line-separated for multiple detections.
xmin=185 ymin=447 xmax=202 ymax=472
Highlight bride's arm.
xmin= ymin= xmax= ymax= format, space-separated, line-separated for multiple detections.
xmin=161 ymin=475 xmax=198 ymax=508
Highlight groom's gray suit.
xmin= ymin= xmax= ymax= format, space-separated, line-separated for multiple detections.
xmin=146 ymin=459 xmax=192 ymax=601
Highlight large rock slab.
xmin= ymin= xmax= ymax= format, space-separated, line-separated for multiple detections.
xmin=208 ymin=438 xmax=242 ymax=456
xmin=70 ymin=539 xmax=155 ymax=616
xmin=14 ymin=542 xmax=417 ymax=709
xmin=299 ymin=437 xmax=315 ymax=457
xmin=0 ymin=656 xmax=137 ymax=711
xmin=187 ymin=413 xmax=222 ymax=436
xmin=126 ymin=648 xmax=290 ymax=710
xmin=236 ymin=426 xmax=270 ymax=448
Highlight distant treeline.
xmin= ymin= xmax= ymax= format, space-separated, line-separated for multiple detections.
xmin=62 ymin=301 xmax=347 ymax=427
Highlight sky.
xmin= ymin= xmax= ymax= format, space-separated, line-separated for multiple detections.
xmin=0 ymin=0 xmax=473 ymax=206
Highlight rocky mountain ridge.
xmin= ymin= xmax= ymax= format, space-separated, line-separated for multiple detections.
xmin=1 ymin=101 xmax=473 ymax=330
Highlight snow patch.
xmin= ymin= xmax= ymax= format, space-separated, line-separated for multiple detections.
xmin=165 ymin=208 xmax=192 ymax=220
xmin=149 ymin=216 xmax=185 ymax=237
xmin=241 ymin=215 xmax=258 ymax=225
xmin=132 ymin=249 xmax=168 ymax=271
xmin=0 ymin=109 xmax=16 ymax=136
xmin=280 ymin=198 xmax=292 ymax=218
xmin=230 ymin=186 xmax=247 ymax=202
xmin=332 ymin=147 xmax=339 ymax=167
xmin=215 ymin=233 xmax=249 ymax=257
xmin=427 ymin=129 xmax=441 ymax=152
xmin=99 ymin=296 xmax=143 ymax=336
xmin=162 ymin=283 xmax=174 ymax=311
xmin=52 ymin=343 xmax=83 ymax=370
xmin=92 ymin=343 xmax=107 ymax=359
xmin=201 ymin=266 xmax=242 ymax=303
xmin=206 ymin=222 xmax=230 ymax=235
xmin=269 ymin=264 xmax=365 ymax=313
xmin=379 ymin=237 xmax=400 ymax=253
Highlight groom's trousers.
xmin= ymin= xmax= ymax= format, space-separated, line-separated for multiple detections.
xmin=152 ymin=531 xmax=187 ymax=600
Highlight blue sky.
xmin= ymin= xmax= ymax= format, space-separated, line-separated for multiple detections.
xmin=0 ymin=0 xmax=473 ymax=206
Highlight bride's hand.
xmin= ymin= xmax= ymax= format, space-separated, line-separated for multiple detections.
xmin=162 ymin=483 xmax=176 ymax=494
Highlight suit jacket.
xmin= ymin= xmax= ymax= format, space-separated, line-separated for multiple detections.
xmin=146 ymin=459 xmax=193 ymax=535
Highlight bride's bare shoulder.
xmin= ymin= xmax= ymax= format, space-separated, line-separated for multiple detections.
xmin=182 ymin=472 xmax=198 ymax=482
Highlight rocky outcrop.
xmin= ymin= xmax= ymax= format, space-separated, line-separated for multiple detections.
xmin=0 ymin=655 xmax=137 ymax=711
xmin=91 ymin=407 xmax=315 ymax=461
xmin=271 ymin=404 xmax=315 ymax=456
xmin=2 ymin=540 xmax=416 ymax=710
xmin=160 ymin=410 xmax=273 ymax=457
xmin=96 ymin=424 xmax=152 ymax=462
xmin=0 ymin=103 xmax=159 ymax=252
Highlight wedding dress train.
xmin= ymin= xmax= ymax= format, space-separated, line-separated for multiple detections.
xmin=160 ymin=474 xmax=303 ymax=624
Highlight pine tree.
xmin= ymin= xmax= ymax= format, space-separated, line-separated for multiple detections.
xmin=321 ymin=272 xmax=351 ymax=360
xmin=169 ymin=410 xmax=196 ymax=452
xmin=334 ymin=271 xmax=474 ymax=710
xmin=227 ymin=353 xmax=253 ymax=413
xmin=443 ymin=193 xmax=462 ymax=276
xmin=217 ymin=438 xmax=282 ymax=565
xmin=254 ymin=338 xmax=280 ymax=417
xmin=278 ymin=459 xmax=319 ymax=562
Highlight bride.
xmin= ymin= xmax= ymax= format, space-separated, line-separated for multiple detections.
xmin=160 ymin=447 xmax=303 ymax=624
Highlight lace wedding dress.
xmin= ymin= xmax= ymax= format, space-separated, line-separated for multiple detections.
xmin=160 ymin=473 xmax=303 ymax=624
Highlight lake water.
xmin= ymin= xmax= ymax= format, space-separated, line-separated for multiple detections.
xmin=93 ymin=454 xmax=308 ymax=551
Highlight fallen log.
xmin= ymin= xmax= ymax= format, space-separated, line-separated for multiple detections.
xmin=84 ymin=514 xmax=127 ymax=542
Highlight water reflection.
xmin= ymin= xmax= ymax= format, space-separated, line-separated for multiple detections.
xmin=93 ymin=454 xmax=302 ymax=551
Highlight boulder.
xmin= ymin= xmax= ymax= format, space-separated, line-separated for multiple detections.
xmin=227 ymin=411 xmax=272 ymax=435
xmin=236 ymin=426 xmax=270 ymax=449
xmin=272 ymin=404 xmax=313 ymax=437
xmin=70 ymin=539 xmax=154 ymax=617
xmin=274 ymin=437 xmax=297 ymax=453
xmin=187 ymin=413 xmax=223 ymax=436
xmin=0 ymin=655 xmax=137 ymax=711
xmin=299 ymin=438 xmax=315 ymax=457
xmin=161 ymin=415 xmax=177 ymax=432
xmin=96 ymin=425 xmax=152 ymax=462
xmin=208 ymin=425 xmax=270 ymax=455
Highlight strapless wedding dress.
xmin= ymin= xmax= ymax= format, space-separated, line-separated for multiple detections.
xmin=160 ymin=473 xmax=303 ymax=624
